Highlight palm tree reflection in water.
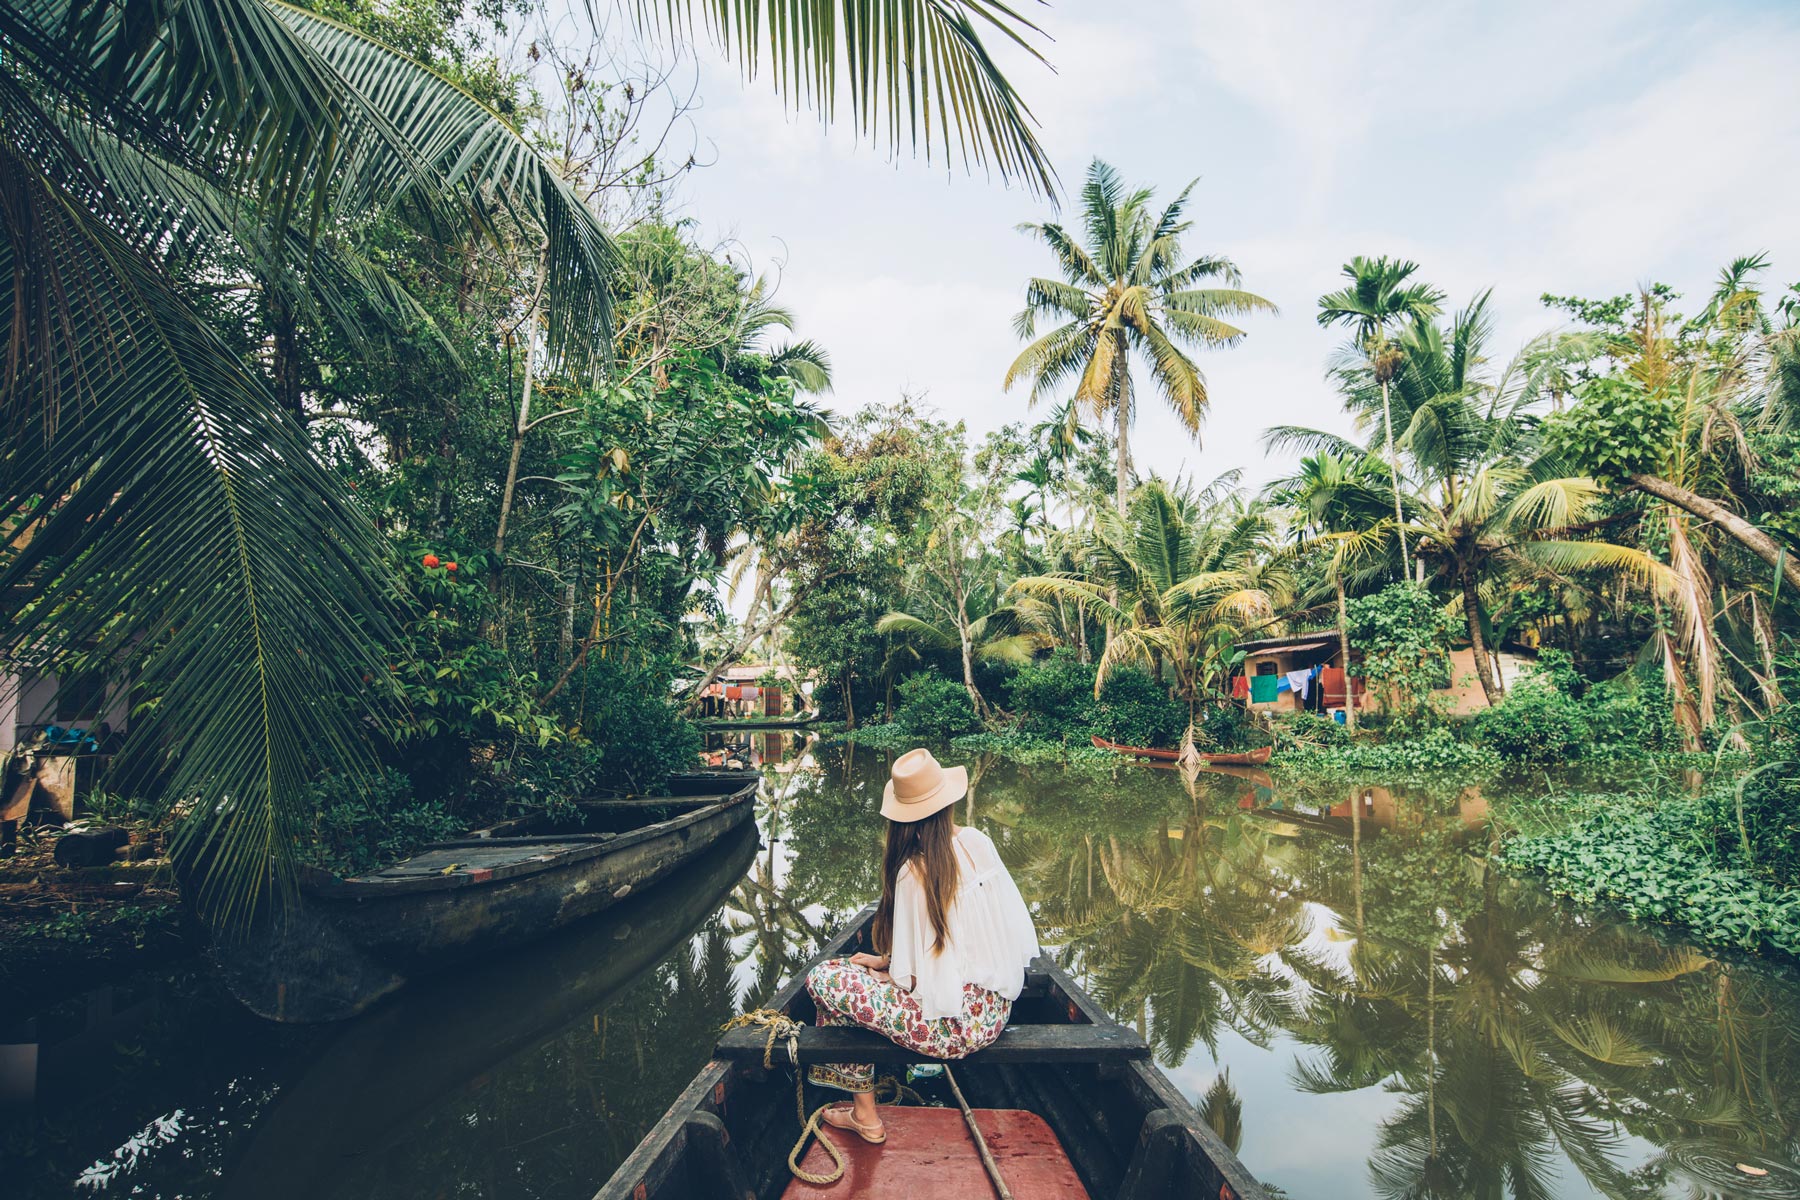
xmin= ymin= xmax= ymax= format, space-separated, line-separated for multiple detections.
xmin=776 ymin=746 xmax=1800 ymax=1200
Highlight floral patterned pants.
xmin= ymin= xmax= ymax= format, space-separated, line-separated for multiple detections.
xmin=803 ymin=958 xmax=1011 ymax=1094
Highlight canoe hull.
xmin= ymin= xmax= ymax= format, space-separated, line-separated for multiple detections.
xmin=595 ymin=906 xmax=1270 ymax=1200
xmin=1090 ymin=735 xmax=1273 ymax=766
xmin=215 ymin=782 xmax=757 ymax=1022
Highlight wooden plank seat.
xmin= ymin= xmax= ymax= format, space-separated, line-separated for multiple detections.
xmin=716 ymin=1021 xmax=1149 ymax=1065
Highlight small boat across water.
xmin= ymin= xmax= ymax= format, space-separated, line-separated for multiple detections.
xmin=1090 ymin=734 xmax=1273 ymax=766
xmin=596 ymin=905 xmax=1269 ymax=1200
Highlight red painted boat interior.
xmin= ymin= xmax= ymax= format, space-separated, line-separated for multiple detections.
xmin=780 ymin=1106 xmax=1089 ymax=1198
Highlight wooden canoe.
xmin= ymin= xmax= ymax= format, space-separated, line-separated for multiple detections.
xmin=213 ymin=778 xmax=759 ymax=1023
xmin=218 ymin=823 xmax=758 ymax=1200
xmin=594 ymin=906 xmax=1269 ymax=1200
xmin=1090 ymin=735 xmax=1273 ymax=766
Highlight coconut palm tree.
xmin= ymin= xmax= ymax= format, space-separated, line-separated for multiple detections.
xmin=1004 ymin=159 xmax=1277 ymax=514
xmin=875 ymin=592 xmax=1050 ymax=717
xmin=1316 ymin=257 xmax=1446 ymax=577
xmin=1276 ymin=296 xmax=1677 ymax=707
xmin=0 ymin=0 xmax=1053 ymax=917
xmin=1010 ymin=478 xmax=1294 ymax=704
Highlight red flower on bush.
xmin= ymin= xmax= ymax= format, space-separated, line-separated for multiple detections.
xmin=422 ymin=553 xmax=440 ymax=568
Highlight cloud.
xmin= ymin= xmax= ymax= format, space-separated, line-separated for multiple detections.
xmin=1507 ymin=24 xmax=1800 ymax=278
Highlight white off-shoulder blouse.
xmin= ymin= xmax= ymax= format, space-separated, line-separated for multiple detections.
xmin=888 ymin=826 xmax=1040 ymax=1020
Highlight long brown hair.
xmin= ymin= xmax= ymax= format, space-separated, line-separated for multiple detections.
xmin=871 ymin=806 xmax=960 ymax=957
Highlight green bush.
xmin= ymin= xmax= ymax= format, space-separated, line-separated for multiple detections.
xmin=300 ymin=768 xmax=465 ymax=876
xmin=1583 ymin=684 xmax=1679 ymax=751
xmin=1473 ymin=652 xmax=1678 ymax=762
xmin=1193 ymin=703 xmax=1263 ymax=751
xmin=895 ymin=673 xmax=982 ymax=739
xmin=568 ymin=657 xmax=702 ymax=794
xmin=1271 ymin=712 xmax=1352 ymax=751
xmin=1091 ymin=668 xmax=1186 ymax=749
xmin=1346 ymin=583 xmax=1457 ymax=733
xmin=1473 ymin=681 xmax=1592 ymax=761
xmin=1004 ymin=648 xmax=1098 ymax=741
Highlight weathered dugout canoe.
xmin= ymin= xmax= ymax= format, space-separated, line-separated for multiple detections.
xmin=214 ymin=778 xmax=758 ymax=1022
xmin=219 ymin=823 xmax=759 ymax=1200
xmin=594 ymin=905 xmax=1269 ymax=1200
xmin=1091 ymin=734 xmax=1274 ymax=766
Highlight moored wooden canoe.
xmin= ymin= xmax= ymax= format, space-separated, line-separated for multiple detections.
xmin=213 ymin=778 xmax=759 ymax=1022
xmin=218 ymin=823 xmax=760 ymax=1200
xmin=1090 ymin=735 xmax=1274 ymax=766
xmin=593 ymin=905 xmax=1269 ymax=1200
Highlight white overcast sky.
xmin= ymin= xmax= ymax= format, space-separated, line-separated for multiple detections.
xmin=653 ymin=0 xmax=1800 ymax=490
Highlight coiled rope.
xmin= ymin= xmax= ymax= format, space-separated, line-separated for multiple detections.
xmin=720 ymin=1009 xmax=921 ymax=1186
xmin=720 ymin=1009 xmax=1012 ymax=1195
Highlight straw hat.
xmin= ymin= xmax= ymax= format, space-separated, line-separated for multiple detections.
xmin=880 ymin=748 xmax=968 ymax=822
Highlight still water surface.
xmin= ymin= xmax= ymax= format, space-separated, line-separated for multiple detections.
xmin=6 ymin=735 xmax=1800 ymax=1198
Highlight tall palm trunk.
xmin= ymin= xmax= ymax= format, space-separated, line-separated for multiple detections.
xmin=1112 ymin=342 xmax=1133 ymax=515
xmin=1115 ymin=389 xmax=1131 ymax=515
xmin=1381 ymin=377 xmax=1410 ymax=578
xmin=1461 ymin=569 xmax=1500 ymax=704
xmin=1336 ymin=574 xmax=1357 ymax=734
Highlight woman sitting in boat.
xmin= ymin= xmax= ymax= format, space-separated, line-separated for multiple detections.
xmin=805 ymin=747 xmax=1040 ymax=1144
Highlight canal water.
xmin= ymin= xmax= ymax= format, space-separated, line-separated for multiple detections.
xmin=5 ymin=735 xmax=1799 ymax=1198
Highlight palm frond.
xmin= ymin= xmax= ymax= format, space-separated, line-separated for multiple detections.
xmin=629 ymin=0 xmax=1055 ymax=196
xmin=1 ymin=152 xmax=403 ymax=925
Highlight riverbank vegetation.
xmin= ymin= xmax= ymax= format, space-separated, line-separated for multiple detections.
xmin=818 ymin=243 xmax=1800 ymax=958
xmin=5 ymin=0 xmax=1799 ymax=982
xmin=0 ymin=0 xmax=1053 ymax=931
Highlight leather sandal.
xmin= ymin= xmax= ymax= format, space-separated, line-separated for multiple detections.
xmin=821 ymin=1104 xmax=887 ymax=1144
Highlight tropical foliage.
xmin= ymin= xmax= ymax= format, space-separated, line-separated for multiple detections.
xmin=0 ymin=0 xmax=1052 ymax=916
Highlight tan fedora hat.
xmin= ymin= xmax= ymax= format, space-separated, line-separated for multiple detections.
xmin=880 ymin=748 xmax=968 ymax=822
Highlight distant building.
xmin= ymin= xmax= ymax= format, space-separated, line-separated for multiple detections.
xmin=1231 ymin=633 xmax=1533 ymax=719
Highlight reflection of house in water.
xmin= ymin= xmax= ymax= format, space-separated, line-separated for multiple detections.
xmin=1231 ymin=780 xmax=1492 ymax=836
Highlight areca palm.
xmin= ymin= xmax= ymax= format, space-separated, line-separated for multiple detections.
xmin=1267 ymin=452 xmax=1395 ymax=732
xmin=1317 ymin=257 xmax=1446 ymax=577
xmin=1005 ymin=159 xmax=1276 ymax=514
xmin=0 ymin=0 xmax=1052 ymax=917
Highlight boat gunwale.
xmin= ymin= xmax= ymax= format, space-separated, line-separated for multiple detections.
xmin=303 ymin=780 xmax=758 ymax=899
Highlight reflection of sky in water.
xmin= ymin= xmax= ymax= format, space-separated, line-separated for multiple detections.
xmin=14 ymin=736 xmax=1800 ymax=1200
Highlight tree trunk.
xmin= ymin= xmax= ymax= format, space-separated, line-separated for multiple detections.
xmin=493 ymin=311 xmax=539 ymax=569
xmin=1336 ymin=575 xmax=1357 ymax=734
xmin=958 ymin=625 xmax=985 ymax=717
xmin=1382 ymin=378 xmax=1410 ymax=578
xmin=1461 ymin=570 xmax=1500 ymax=705
xmin=1115 ymin=371 xmax=1132 ymax=516
xmin=1628 ymin=472 xmax=1800 ymax=595
xmin=492 ymin=243 xmax=550 ymax=601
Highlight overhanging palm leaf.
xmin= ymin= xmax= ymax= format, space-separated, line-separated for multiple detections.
xmin=627 ymin=0 xmax=1055 ymax=195
xmin=1 ymin=155 xmax=402 ymax=924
